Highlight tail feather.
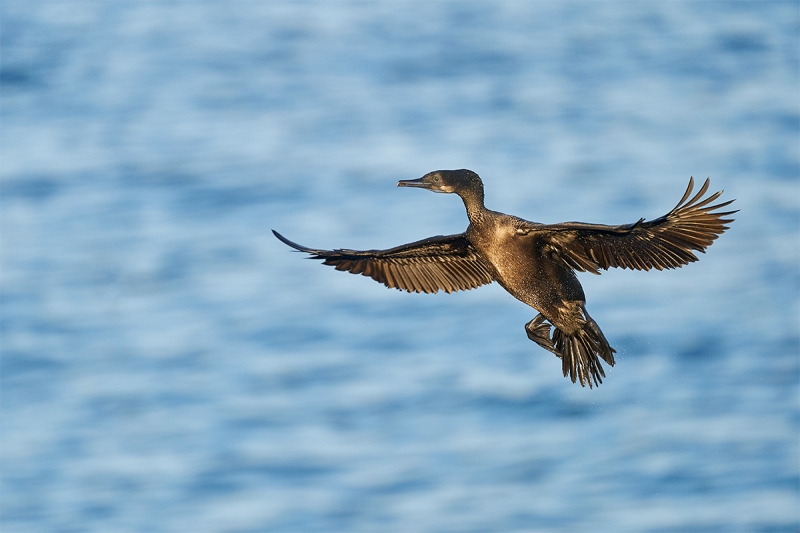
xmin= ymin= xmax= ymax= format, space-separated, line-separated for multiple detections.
xmin=553 ymin=326 xmax=615 ymax=387
xmin=527 ymin=307 xmax=616 ymax=388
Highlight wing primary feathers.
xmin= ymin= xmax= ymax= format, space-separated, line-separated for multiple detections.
xmin=538 ymin=177 xmax=736 ymax=272
xmin=273 ymin=230 xmax=495 ymax=294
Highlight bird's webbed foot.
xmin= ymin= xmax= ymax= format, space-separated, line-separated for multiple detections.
xmin=525 ymin=314 xmax=559 ymax=356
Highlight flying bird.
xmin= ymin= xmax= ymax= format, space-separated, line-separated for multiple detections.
xmin=273 ymin=170 xmax=736 ymax=387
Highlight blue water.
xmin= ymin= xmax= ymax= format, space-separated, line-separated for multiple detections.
xmin=2 ymin=2 xmax=798 ymax=532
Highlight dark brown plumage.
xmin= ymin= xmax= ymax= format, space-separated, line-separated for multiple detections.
xmin=274 ymin=170 xmax=736 ymax=387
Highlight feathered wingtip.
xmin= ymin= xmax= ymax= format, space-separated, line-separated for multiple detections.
xmin=673 ymin=177 xmax=738 ymax=224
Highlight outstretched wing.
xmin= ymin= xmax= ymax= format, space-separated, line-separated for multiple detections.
xmin=534 ymin=177 xmax=737 ymax=274
xmin=273 ymin=230 xmax=495 ymax=294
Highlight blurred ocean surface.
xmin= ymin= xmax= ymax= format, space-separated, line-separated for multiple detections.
xmin=2 ymin=2 xmax=799 ymax=532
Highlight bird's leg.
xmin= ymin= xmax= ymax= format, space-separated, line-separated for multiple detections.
xmin=525 ymin=314 xmax=560 ymax=356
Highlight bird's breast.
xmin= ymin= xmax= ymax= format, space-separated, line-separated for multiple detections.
xmin=470 ymin=224 xmax=536 ymax=286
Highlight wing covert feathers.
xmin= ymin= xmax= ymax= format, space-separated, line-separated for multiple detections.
xmin=272 ymin=230 xmax=494 ymax=294
xmin=543 ymin=177 xmax=737 ymax=273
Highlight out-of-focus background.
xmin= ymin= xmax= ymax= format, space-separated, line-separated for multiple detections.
xmin=2 ymin=2 xmax=798 ymax=532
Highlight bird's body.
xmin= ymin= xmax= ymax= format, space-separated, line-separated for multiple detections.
xmin=274 ymin=170 xmax=736 ymax=387
xmin=465 ymin=212 xmax=585 ymax=325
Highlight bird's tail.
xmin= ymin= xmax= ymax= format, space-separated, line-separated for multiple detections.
xmin=526 ymin=307 xmax=616 ymax=388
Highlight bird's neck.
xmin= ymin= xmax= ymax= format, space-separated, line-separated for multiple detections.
xmin=459 ymin=188 xmax=486 ymax=224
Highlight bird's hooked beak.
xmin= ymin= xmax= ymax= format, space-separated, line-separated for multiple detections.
xmin=397 ymin=176 xmax=431 ymax=189
xmin=397 ymin=172 xmax=445 ymax=192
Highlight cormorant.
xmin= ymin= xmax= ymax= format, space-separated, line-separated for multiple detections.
xmin=273 ymin=170 xmax=736 ymax=387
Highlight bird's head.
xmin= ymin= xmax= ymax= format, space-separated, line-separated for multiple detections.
xmin=397 ymin=169 xmax=483 ymax=196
